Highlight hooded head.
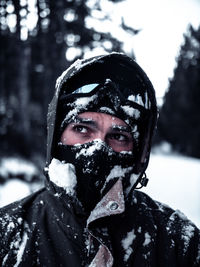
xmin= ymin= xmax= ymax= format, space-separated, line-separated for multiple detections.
xmin=46 ymin=53 xmax=157 ymax=212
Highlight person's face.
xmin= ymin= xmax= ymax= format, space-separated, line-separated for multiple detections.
xmin=61 ymin=112 xmax=133 ymax=152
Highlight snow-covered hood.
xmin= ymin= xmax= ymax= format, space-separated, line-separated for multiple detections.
xmin=45 ymin=53 xmax=157 ymax=182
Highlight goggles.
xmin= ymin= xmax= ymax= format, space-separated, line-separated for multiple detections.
xmin=62 ymin=80 xmax=151 ymax=110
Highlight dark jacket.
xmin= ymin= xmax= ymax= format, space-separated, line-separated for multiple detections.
xmin=0 ymin=182 xmax=200 ymax=266
xmin=0 ymin=53 xmax=200 ymax=266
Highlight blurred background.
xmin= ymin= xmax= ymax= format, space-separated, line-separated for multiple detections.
xmin=0 ymin=0 xmax=200 ymax=227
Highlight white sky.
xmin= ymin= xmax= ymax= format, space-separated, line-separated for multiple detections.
xmin=115 ymin=0 xmax=200 ymax=99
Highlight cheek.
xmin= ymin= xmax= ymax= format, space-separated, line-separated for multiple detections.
xmin=108 ymin=141 xmax=133 ymax=152
xmin=61 ymin=129 xmax=78 ymax=145
xmin=61 ymin=128 xmax=94 ymax=145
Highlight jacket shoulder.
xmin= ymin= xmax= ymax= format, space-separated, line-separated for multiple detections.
xmin=128 ymin=190 xmax=200 ymax=265
xmin=0 ymin=188 xmax=46 ymax=263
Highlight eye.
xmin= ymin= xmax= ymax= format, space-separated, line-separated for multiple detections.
xmin=73 ymin=125 xmax=89 ymax=134
xmin=109 ymin=133 xmax=128 ymax=142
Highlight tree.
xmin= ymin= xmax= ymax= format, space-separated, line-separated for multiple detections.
xmin=0 ymin=0 xmax=138 ymax=162
xmin=156 ymin=25 xmax=200 ymax=158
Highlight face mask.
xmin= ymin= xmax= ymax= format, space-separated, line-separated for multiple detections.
xmin=54 ymin=139 xmax=136 ymax=212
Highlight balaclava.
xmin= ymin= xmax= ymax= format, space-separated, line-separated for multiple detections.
xmin=47 ymin=53 xmax=157 ymax=213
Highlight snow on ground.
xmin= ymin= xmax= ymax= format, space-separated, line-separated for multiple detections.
xmin=0 ymin=179 xmax=31 ymax=207
xmin=142 ymin=153 xmax=200 ymax=229
xmin=0 ymin=157 xmax=42 ymax=208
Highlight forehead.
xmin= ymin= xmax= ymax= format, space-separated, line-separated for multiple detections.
xmin=77 ymin=112 xmax=127 ymax=126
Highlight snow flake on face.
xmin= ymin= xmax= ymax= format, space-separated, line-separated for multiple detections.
xmin=121 ymin=105 xmax=140 ymax=119
xmin=121 ymin=229 xmax=136 ymax=262
xmin=48 ymin=158 xmax=77 ymax=196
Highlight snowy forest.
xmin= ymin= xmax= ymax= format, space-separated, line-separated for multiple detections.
xmin=0 ymin=0 xmax=200 ymax=226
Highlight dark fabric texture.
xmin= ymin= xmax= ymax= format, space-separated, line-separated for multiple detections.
xmin=0 ymin=188 xmax=200 ymax=267
xmin=54 ymin=141 xmax=135 ymax=213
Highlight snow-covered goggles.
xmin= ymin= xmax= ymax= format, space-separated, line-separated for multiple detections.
xmin=63 ymin=80 xmax=151 ymax=110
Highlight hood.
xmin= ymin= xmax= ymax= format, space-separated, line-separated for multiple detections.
xmin=45 ymin=52 xmax=157 ymax=188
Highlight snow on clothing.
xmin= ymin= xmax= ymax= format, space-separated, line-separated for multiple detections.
xmin=0 ymin=53 xmax=200 ymax=266
xmin=0 ymin=182 xmax=200 ymax=266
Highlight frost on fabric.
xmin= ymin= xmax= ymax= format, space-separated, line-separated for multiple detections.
xmin=48 ymin=158 xmax=77 ymax=196
xmin=181 ymin=224 xmax=195 ymax=253
xmin=121 ymin=105 xmax=140 ymax=119
xmin=61 ymin=94 xmax=98 ymax=125
xmin=75 ymin=139 xmax=107 ymax=158
xmin=98 ymin=107 xmax=115 ymax=114
xmin=121 ymin=229 xmax=136 ymax=262
xmin=1 ymin=217 xmax=29 ymax=267
xmin=101 ymin=165 xmax=133 ymax=194
xmin=155 ymin=201 xmax=171 ymax=212
xmin=125 ymin=173 xmax=140 ymax=195
xmin=128 ymin=95 xmax=144 ymax=107
xmin=167 ymin=210 xmax=195 ymax=254
xmin=13 ymin=231 xmax=28 ymax=267
xmin=196 ymin=244 xmax=200 ymax=264
xmin=143 ymin=232 xmax=151 ymax=246
xmin=128 ymin=93 xmax=150 ymax=109
xmin=55 ymin=56 xmax=105 ymax=94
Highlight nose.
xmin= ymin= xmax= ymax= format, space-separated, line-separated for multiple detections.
xmin=95 ymin=132 xmax=107 ymax=143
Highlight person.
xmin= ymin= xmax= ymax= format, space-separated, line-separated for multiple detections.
xmin=0 ymin=53 xmax=199 ymax=267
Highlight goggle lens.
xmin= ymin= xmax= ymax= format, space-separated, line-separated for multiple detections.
xmin=72 ymin=83 xmax=99 ymax=94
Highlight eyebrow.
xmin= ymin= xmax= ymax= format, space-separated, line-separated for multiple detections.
xmin=111 ymin=125 xmax=132 ymax=133
xmin=72 ymin=116 xmax=98 ymax=127
xmin=72 ymin=116 xmax=132 ymax=133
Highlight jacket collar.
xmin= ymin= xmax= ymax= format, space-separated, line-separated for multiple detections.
xmin=87 ymin=178 xmax=125 ymax=226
